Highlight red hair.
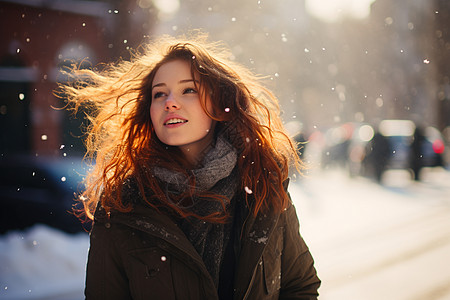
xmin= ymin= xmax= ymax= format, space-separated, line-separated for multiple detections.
xmin=58 ymin=33 xmax=302 ymax=222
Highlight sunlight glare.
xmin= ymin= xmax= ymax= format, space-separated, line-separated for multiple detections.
xmin=305 ymin=0 xmax=376 ymax=23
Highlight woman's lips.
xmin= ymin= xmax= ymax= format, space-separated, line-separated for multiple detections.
xmin=164 ymin=118 xmax=188 ymax=128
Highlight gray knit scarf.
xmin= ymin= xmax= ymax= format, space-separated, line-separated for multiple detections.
xmin=153 ymin=136 xmax=238 ymax=287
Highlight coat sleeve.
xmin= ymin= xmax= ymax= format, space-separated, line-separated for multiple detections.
xmin=85 ymin=220 xmax=132 ymax=300
xmin=279 ymin=202 xmax=321 ymax=300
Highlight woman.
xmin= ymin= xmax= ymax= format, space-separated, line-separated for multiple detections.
xmin=60 ymin=33 xmax=320 ymax=299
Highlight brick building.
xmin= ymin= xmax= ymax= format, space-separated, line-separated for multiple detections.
xmin=0 ymin=0 xmax=155 ymax=156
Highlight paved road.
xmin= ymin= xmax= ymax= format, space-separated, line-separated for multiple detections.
xmin=290 ymin=168 xmax=450 ymax=300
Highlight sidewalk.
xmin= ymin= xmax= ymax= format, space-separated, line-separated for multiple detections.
xmin=289 ymin=169 xmax=450 ymax=300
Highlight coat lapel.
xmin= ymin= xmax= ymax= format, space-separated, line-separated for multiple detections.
xmin=234 ymin=206 xmax=280 ymax=299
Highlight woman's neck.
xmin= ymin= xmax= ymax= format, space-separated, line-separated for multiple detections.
xmin=179 ymin=131 xmax=216 ymax=168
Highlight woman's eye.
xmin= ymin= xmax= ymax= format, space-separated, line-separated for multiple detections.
xmin=183 ymin=88 xmax=197 ymax=94
xmin=153 ymin=92 xmax=165 ymax=99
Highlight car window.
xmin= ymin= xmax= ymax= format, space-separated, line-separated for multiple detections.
xmin=0 ymin=166 xmax=56 ymax=190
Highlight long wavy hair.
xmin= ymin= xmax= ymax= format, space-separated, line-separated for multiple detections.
xmin=58 ymin=33 xmax=302 ymax=222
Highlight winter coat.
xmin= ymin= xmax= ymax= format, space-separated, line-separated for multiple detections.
xmin=85 ymin=182 xmax=320 ymax=300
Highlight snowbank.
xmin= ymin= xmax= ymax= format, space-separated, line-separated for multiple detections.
xmin=0 ymin=225 xmax=89 ymax=300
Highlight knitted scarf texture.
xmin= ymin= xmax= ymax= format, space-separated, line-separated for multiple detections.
xmin=153 ymin=136 xmax=239 ymax=287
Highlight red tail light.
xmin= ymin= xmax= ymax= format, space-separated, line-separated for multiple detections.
xmin=432 ymin=139 xmax=445 ymax=154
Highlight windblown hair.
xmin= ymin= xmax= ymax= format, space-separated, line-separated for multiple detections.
xmin=58 ymin=33 xmax=302 ymax=222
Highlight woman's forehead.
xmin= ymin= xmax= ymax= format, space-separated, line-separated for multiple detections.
xmin=152 ymin=60 xmax=197 ymax=84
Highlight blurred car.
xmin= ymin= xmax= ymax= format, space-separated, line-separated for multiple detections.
xmin=0 ymin=155 xmax=90 ymax=234
xmin=378 ymin=120 xmax=416 ymax=170
xmin=362 ymin=120 xmax=446 ymax=181
xmin=420 ymin=126 xmax=445 ymax=168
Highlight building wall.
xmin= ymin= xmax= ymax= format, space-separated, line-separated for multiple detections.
xmin=0 ymin=0 xmax=155 ymax=156
xmin=368 ymin=0 xmax=444 ymax=128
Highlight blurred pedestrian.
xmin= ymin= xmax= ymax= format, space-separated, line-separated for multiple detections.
xmin=59 ymin=33 xmax=320 ymax=300
xmin=364 ymin=131 xmax=390 ymax=182
xmin=410 ymin=126 xmax=425 ymax=181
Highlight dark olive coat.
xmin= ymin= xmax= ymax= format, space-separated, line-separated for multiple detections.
xmin=85 ymin=187 xmax=320 ymax=300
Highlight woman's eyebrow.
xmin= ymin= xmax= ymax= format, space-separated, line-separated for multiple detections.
xmin=179 ymin=79 xmax=199 ymax=84
xmin=151 ymin=82 xmax=166 ymax=90
xmin=151 ymin=79 xmax=199 ymax=90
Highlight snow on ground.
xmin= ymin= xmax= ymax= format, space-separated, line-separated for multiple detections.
xmin=290 ymin=167 xmax=450 ymax=300
xmin=0 ymin=225 xmax=89 ymax=300
xmin=0 ymin=167 xmax=449 ymax=300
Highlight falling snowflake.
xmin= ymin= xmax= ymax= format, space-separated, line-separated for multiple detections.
xmin=244 ymin=186 xmax=253 ymax=194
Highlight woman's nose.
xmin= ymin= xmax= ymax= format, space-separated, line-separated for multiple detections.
xmin=164 ymin=94 xmax=180 ymax=111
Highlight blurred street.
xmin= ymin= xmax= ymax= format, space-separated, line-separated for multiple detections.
xmin=291 ymin=167 xmax=450 ymax=300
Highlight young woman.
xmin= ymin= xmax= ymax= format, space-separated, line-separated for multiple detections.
xmin=60 ymin=33 xmax=320 ymax=300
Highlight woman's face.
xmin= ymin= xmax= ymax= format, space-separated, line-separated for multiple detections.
xmin=150 ymin=59 xmax=215 ymax=163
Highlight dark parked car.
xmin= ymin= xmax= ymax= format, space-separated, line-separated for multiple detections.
xmin=0 ymin=155 xmax=89 ymax=234
xmin=418 ymin=126 xmax=445 ymax=168
xmin=362 ymin=120 xmax=446 ymax=181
